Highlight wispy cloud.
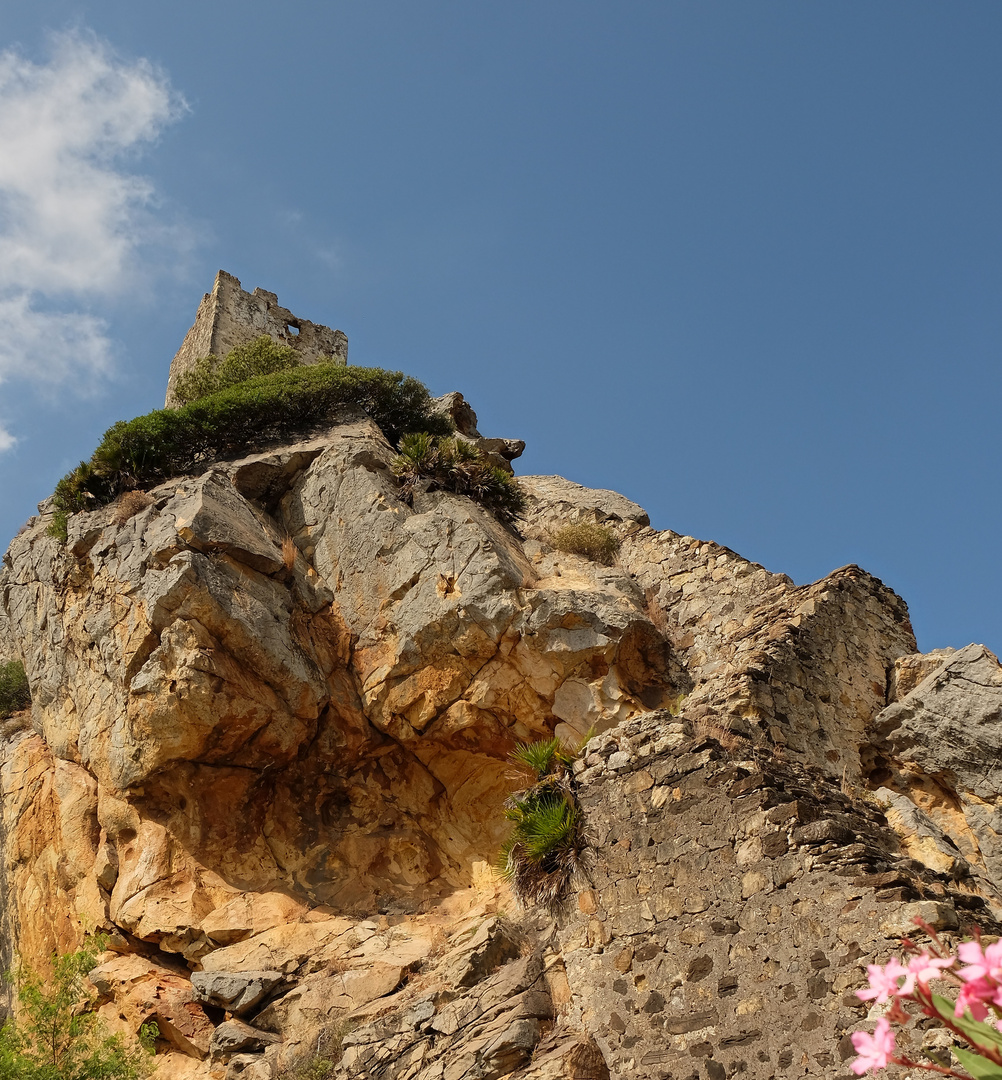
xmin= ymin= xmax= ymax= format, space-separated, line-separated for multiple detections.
xmin=0 ymin=29 xmax=186 ymax=426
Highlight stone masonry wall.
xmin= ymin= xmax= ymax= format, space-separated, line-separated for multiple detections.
xmin=623 ymin=529 xmax=916 ymax=782
xmin=557 ymin=710 xmax=997 ymax=1080
xmin=165 ymin=271 xmax=348 ymax=406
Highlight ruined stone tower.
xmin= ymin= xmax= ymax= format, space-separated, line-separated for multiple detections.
xmin=164 ymin=270 xmax=348 ymax=407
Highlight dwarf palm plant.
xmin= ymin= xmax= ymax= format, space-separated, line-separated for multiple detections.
xmin=392 ymin=433 xmax=526 ymax=527
xmin=496 ymin=735 xmax=587 ymax=908
xmin=510 ymin=735 xmax=566 ymax=778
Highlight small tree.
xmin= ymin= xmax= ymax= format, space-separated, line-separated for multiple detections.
xmin=0 ymin=662 xmax=29 ymax=719
xmin=0 ymin=947 xmax=153 ymax=1080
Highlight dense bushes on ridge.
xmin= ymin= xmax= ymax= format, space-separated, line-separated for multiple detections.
xmin=50 ymin=361 xmax=453 ymax=535
xmin=172 ymin=336 xmax=304 ymax=405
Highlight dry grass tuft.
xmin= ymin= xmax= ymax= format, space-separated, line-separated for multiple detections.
xmin=0 ymin=713 xmax=31 ymax=739
xmin=549 ymin=521 xmax=620 ymax=566
xmin=274 ymin=1021 xmax=349 ymax=1079
xmin=282 ymin=534 xmax=297 ymax=571
xmin=691 ymin=714 xmax=743 ymax=753
xmin=112 ymin=490 xmax=153 ymax=525
xmin=840 ymin=767 xmax=890 ymax=811
xmin=644 ymin=587 xmax=670 ymax=638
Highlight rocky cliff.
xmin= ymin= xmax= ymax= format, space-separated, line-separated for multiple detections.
xmin=2 ymin=376 xmax=1001 ymax=1079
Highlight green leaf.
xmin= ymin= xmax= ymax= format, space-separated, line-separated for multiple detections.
xmin=931 ymin=994 xmax=1002 ymax=1050
xmin=510 ymin=737 xmax=563 ymax=778
xmin=954 ymin=1046 xmax=1002 ymax=1079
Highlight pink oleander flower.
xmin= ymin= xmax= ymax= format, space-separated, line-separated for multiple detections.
xmin=955 ymin=976 xmax=996 ymax=1022
xmin=958 ymin=940 xmax=1002 ymax=984
xmin=906 ymin=952 xmax=953 ymax=985
xmin=857 ymin=959 xmax=913 ymax=1003
xmin=850 ymin=1017 xmax=896 ymax=1075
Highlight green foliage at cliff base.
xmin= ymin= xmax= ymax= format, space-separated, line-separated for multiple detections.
xmin=0 ymin=945 xmax=153 ymax=1079
xmin=52 ymin=363 xmax=453 ymax=519
xmin=0 ymin=661 xmax=30 ymax=720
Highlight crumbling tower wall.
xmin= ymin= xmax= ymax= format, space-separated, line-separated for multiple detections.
xmin=164 ymin=270 xmax=348 ymax=407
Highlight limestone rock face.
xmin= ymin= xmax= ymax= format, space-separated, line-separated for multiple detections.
xmin=1 ymin=388 xmax=1000 ymax=1079
xmin=869 ymin=644 xmax=1002 ymax=889
xmin=190 ymin=970 xmax=287 ymax=1016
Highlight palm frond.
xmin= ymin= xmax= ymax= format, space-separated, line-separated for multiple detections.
xmin=510 ymin=736 xmax=564 ymax=778
xmin=518 ymin=795 xmax=576 ymax=862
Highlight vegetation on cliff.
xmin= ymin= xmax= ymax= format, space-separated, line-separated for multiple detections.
xmin=0 ymin=946 xmax=153 ymax=1079
xmin=496 ymin=735 xmax=585 ymax=908
xmin=275 ymin=1022 xmax=347 ymax=1080
xmin=549 ymin=521 xmax=621 ymax=565
xmin=392 ymin=432 xmax=526 ymax=527
xmin=172 ymin=336 xmax=307 ymax=405
xmin=0 ymin=661 xmax=29 ymax=719
xmin=49 ymin=361 xmax=453 ymax=537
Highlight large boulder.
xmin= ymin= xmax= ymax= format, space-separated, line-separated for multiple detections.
xmin=190 ymin=970 xmax=286 ymax=1016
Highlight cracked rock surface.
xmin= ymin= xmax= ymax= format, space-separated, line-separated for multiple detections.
xmin=1 ymin=400 xmax=1000 ymax=1078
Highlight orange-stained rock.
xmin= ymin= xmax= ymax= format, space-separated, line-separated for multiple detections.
xmin=91 ymin=953 xmax=215 ymax=1057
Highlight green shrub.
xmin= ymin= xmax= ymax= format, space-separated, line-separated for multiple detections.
xmin=392 ymin=433 xmax=526 ymax=527
xmin=510 ymin=735 xmax=568 ymax=779
xmin=502 ymin=791 xmax=577 ymax=862
xmin=0 ymin=661 xmax=29 ymax=720
xmin=549 ymin=522 xmax=620 ymax=565
xmin=0 ymin=945 xmax=153 ymax=1079
xmin=173 ymin=336 xmax=304 ymax=405
xmin=52 ymin=365 xmax=453 ymax=520
xmin=47 ymin=511 xmax=69 ymax=543
xmin=495 ymin=736 xmax=587 ymax=908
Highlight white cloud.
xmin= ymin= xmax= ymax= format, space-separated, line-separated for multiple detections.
xmin=0 ymin=426 xmax=15 ymax=453
xmin=0 ymin=29 xmax=186 ymax=423
xmin=0 ymin=294 xmax=112 ymax=387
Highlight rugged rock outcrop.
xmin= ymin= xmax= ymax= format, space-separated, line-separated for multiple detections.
xmin=1 ymin=377 xmax=1000 ymax=1079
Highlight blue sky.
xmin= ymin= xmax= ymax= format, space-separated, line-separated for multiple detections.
xmin=0 ymin=2 xmax=999 ymax=654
